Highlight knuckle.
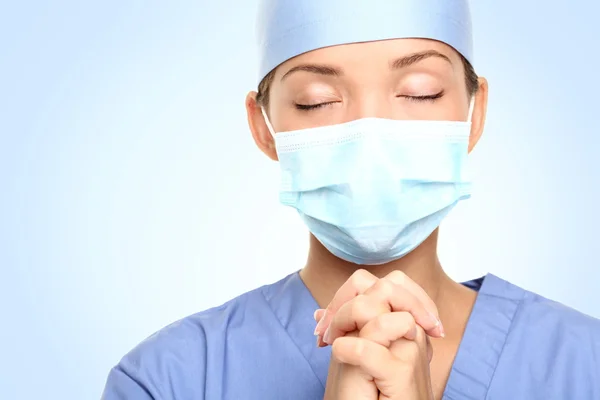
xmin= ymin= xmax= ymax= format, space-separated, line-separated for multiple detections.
xmin=350 ymin=295 xmax=370 ymax=320
xmin=373 ymin=313 xmax=390 ymax=332
xmin=331 ymin=338 xmax=360 ymax=363
xmin=400 ymin=311 xmax=416 ymax=326
xmin=331 ymin=342 xmax=345 ymax=362
xmin=386 ymin=270 xmax=407 ymax=285
xmin=376 ymin=278 xmax=396 ymax=298
xmin=350 ymin=269 xmax=372 ymax=288
xmin=368 ymin=312 xmax=416 ymax=339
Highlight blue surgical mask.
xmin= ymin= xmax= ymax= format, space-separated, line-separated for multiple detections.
xmin=262 ymin=113 xmax=472 ymax=265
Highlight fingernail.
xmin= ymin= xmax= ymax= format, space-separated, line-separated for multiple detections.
xmin=428 ymin=312 xmax=440 ymax=327
xmin=427 ymin=312 xmax=445 ymax=338
xmin=315 ymin=310 xmax=327 ymax=336
xmin=313 ymin=309 xmax=319 ymax=321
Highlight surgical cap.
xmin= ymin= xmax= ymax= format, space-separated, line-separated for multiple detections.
xmin=256 ymin=0 xmax=473 ymax=84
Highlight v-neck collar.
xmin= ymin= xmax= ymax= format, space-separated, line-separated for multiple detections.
xmin=442 ymin=274 xmax=525 ymax=399
xmin=262 ymin=272 xmax=524 ymax=396
xmin=261 ymin=272 xmax=331 ymax=388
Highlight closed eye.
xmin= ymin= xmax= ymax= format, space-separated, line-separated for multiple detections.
xmin=398 ymin=91 xmax=445 ymax=102
xmin=294 ymin=101 xmax=339 ymax=111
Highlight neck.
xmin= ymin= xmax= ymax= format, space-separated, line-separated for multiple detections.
xmin=301 ymin=229 xmax=451 ymax=308
xmin=300 ymin=229 xmax=478 ymax=397
xmin=300 ymin=229 xmax=477 ymax=343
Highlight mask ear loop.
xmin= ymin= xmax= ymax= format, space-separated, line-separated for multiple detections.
xmin=467 ymin=98 xmax=475 ymax=123
xmin=464 ymin=99 xmax=476 ymax=183
xmin=261 ymin=107 xmax=276 ymax=137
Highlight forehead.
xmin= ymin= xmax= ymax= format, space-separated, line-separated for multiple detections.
xmin=274 ymin=38 xmax=462 ymax=78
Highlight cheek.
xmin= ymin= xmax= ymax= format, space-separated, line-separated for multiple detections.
xmin=267 ymin=101 xmax=314 ymax=133
xmin=441 ymin=93 xmax=471 ymax=121
xmin=266 ymin=92 xmax=295 ymax=132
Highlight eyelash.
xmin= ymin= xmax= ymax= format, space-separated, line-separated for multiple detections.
xmin=295 ymin=91 xmax=444 ymax=111
xmin=398 ymin=91 xmax=445 ymax=102
xmin=295 ymin=101 xmax=337 ymax=111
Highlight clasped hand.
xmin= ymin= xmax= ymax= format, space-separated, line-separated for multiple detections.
xmin=316 ymin=270 xmax=444 ymax=400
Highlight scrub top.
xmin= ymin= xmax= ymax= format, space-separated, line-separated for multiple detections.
xmin=102 ymin=273 xmax=600 ymax=399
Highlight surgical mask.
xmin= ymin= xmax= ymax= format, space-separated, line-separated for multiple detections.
xmin=262 ymin=112 xmax=472 ymax=265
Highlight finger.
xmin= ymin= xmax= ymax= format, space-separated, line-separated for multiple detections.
xmin=317 ymin=271 xmax=444 ymax=342
xmin=323 ymin=294 xmax=389 ymax=344
xmin=413 ymin=324 xmax=429 ymax=351
xmin=386 ymin=333 xmax=434 ymax=399
xmin=314 ymin=269 xmax=378 ymax=337
xmin=324 ymin=362 xmax=378 ymax=400
xmin=313 ymin=309 xmax=325 ymax=322
xmin=364 ymin=278 xmax=444 ymax=338
xmin=390 ymin=325 xmax=430 ymax=363
xmin=384 ymin=270 xmax=442 ymax=329
xmin=313 ymin=308 xmax=326 ymax=344
xmin=331 ymin=337 xmax=397 ymax=381
xmin=358 ymin=312 xmax=418 ymax=347
xmin=324 ymin=333 xmax=378 ymax=400
xmin=426 ymin=335 xmax=433 ymax=363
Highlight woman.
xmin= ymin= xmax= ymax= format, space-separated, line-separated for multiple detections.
xmin=102 ymin=0 xmax=600 ymax=399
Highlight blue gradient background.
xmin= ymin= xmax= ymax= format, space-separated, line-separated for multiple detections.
xmin=1 ymin=1 xmax=598 ymax=399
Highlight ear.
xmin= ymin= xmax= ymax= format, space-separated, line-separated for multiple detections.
xmin=246 ymin=92 xmax=278 ymax=161
xmin=467 ymin=77 xmax=489 ymax=153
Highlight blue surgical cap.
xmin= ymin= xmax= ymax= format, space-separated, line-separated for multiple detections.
xmin=256 ymin=0 xmax=473 ymax=84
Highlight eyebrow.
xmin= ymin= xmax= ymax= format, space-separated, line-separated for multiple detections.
xmin=280 ymin=64 xmax=341 ymax=82
xmin=391 ymin=50 xmax=452 ymax=69
xmin=280 ymin=50 xmax=453 ymax=82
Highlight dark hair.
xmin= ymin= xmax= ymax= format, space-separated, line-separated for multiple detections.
xmin=256 ymin=54 xmax=479 ymax=109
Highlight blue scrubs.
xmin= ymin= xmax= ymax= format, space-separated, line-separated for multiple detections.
xmin=102 ymin=273 xmax=600 ymax=399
